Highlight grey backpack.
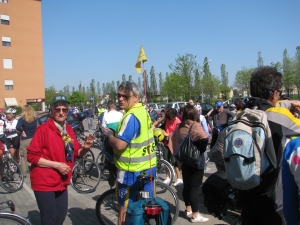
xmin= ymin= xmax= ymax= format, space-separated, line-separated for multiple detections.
xmin=223 ymin=108 xmax=276 ymax=190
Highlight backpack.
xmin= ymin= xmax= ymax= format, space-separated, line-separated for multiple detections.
xmin=223 ymin=108 xmax=277 ymax=191
xmin=202 ymin=170 xmax=239 ymax=219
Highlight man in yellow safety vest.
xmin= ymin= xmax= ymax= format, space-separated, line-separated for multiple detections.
xmin=104 ymin=81 xmax=156 ymax=225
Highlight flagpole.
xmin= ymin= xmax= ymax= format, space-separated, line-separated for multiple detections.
xmin=142 ymin=60 xmax=148 ymax=106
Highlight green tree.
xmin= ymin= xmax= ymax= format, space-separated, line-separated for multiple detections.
xmin=161 ymin=72 xmax=187 ymax=101
xmin=116 ymin=80 xmax=120 ymax=90
xmin=62 ymin=85 xmax=70 ymax=97
xmin=257 ymin=51 xmax=264 ymax=67
xmin=149 ymin=66 xmax=158 ymax=95
xmin=202 ymin=57 xmax=219 ymax=102
xmin=194 ymin=68 xmax=201 ymax=99
xmin=168 ymin=53 xmax=200 ymax=100
xmin=128 ymin=75 xmax=133 ymax=82
xmin=138 ymin=77 xmax=143 ymax=94
xmin=220 ymin=64 xmax=230 ymax=100
xmin=158 ymin=72 xmax=163 ymax=93
xmin=122 ymin=74 xmax=126 ymax=82
xmin=233 ymin=67 xmax=253 ymax=96
xmin=282 ymin=49 xmax=294 ymax=96
xmin=45 ymin=85 xmax=57 ymax=107
xmin=293 ymin=47 xmax=300 ymax=99
xmin=69 ymin=91 xmax=85 ymax=106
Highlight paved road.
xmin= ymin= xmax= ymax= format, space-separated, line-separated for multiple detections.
xmin=0 ymin=119 xmax=233 ymax=225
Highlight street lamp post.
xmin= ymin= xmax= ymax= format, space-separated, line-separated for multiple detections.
xmin=201 ymin=60 xmax=212 ymax=103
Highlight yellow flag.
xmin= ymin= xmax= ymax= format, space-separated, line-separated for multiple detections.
xmin=135 ymin=45 xmax=147 ymax=73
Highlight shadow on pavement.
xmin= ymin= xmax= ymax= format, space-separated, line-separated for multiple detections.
xmin=68 ymin=207 xmax=99 ymax=225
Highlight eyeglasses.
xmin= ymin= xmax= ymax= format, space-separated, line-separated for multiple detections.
xmin=117 ymin=94 xmax=134 ymax=100
xmin=54 ymin=108 xmax=68 ymax=113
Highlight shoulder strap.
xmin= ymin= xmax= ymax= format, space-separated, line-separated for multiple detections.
xmin=188 ymin=122 xmax=195 ymax=134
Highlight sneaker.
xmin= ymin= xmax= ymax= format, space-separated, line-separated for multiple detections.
xmin=162 ymin=177 xmax=171 ymax=184
xmin=205 ymin=167 xmax=211 ymax=172
xmin=191 ymin=214 xmax=209 ymax=223
xmin=185 ymin=210 xmax=192 ymax=216
xmin=173 ymin=179 xmax=183 ymax=186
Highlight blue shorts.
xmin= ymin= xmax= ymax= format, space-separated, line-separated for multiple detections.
xmin=116 ymin=168 xmax=156 ymax=207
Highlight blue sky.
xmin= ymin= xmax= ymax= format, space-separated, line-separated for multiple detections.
xmin=42 ymin=0 xmax=300 ymax=91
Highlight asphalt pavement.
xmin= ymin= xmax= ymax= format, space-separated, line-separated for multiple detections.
xmin=0 ymin=118 xmax=234 ymax=225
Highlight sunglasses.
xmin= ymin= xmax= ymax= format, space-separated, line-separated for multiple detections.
xmin=117 ymin=94 xmax=134 ymax=100
xmin=54 ymin=108 xmax=68 ymax=113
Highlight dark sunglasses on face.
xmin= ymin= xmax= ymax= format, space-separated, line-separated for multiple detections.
xmin=54 ymin=108 xmax=68 ymax=113
xmin=117 ymin=94 xmax=134 ymax=100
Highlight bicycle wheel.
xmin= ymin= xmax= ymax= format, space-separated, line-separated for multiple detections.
xmin=70 ymin=158 xmax=100 ymax=193
xmin=96 ymin=151 xmax=110 ymax=180
xmin=84 ymin=149 xmax=95 ymax=173
xmin=75 ymin=129 xmax=84 ymax=144
xmin=156 ymin=159 xmax=174 ymax=186
xmin=95 ymin=188 xmax=119 ymax=225
xmin=0 ymin=158 xmax=24 ymax=193
xmin=155 ymin=182 xmax=179 ymax=224
xmin=0 ymin=212 xmax=32 ymax=225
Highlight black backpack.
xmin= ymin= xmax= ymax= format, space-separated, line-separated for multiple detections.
xmin=202 ymin=171 xmax=239 ymax=219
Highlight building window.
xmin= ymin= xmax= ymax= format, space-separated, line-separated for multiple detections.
xmin=1 ymin=19 xmax=9 ymax=25
xmin=4 ymin=80 xmax=13 ymax=90
xmin=0 ymin=15 xmax=9 ymax=25
xmin=2 ymin=37 xmax=11 ymax=47
xmin=3 ymin=58 xmax=12 ymax=69
xmin=2 ymin=41 xmax=10 ymax=46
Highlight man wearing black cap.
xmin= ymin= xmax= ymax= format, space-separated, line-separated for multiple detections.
xmin=208 ymin=101 xmax=234 ymax=149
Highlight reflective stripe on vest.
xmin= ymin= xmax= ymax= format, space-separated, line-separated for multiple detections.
xmin=114 ymin=151 xmax=156 ymax=163
xmin=113 ymin=103 xmax=156 ymax=172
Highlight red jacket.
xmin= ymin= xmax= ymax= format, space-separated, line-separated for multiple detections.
xmin=27 ymin=118 xmax=81 ymax=192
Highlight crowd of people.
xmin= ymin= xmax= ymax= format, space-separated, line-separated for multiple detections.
xmin=1 ymin=66 xmax=300 ymax=225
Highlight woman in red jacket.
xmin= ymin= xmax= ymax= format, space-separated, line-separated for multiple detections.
xmin=27 ymin=95 xmax=94 ymax=225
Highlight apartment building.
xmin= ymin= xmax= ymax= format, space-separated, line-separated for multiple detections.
xmin=0 ymin=0 xmax=45 ymax=109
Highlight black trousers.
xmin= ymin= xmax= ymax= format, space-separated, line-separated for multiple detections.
xmin=240 ymin=192 xmax=282 ymax=225
xmin=34 ymin=190 xmax=68 ymax=225
xmin=182 ymin=163 xmax=204 ymax=212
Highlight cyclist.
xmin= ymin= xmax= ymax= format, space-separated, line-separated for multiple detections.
xmin=97 ymin=104 xmax=105 ymax=121
xmin=4 ymin=108 xmax=20 ymax=162
xmin=104 ymin=81 xmax=156 ymax=225
xmin=208 ymin=101 xmax=234 ymax=149
xmin=101 ymin=100 xmax=123 ymax=131
xmin=0 ymin=140 xmax=4 ymax=180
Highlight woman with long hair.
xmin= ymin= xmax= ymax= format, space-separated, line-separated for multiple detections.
xmin=169 ymin=105 xmax=209 ymax=223
xmin=16 ymin=105 xmax=39 ymax=176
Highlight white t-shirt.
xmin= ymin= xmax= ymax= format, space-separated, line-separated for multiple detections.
xmin=102 ymin=110 xmax=123 ymax=131
xmin=5 ymin=119 xmax=18 ymax=138
xmin=0 ymin=119 xmax=4 ymax=135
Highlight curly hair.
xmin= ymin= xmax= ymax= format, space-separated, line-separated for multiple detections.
xmin=178 ymin=105 xmax=199 ymax=129
xmin=250 ymin=66 xmax=283 ymax=100
xmin=165 ymin=108 xmax=178 ymax=120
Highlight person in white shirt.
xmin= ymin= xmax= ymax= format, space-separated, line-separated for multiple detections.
xmin=102 ymin=100 xmax=123 ymax=131
xmin=4 ymin=108 xmax=20 ymax=162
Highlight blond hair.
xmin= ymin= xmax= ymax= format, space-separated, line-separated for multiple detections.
xmin=21 ymin=105 xmax=36 ymax=123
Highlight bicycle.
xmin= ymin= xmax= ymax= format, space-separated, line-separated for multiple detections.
xmin=0 ymin=134 xmax=24 ymax=193
xmin=95 ymin=174 xmax=179 ymax=225
xmin=0 ymin=200 xmax=32 ymax=225
xmin=70 ymin=152 xmax=101 ymax=193
xmin=155 ymin=139 xmax=175 ymax=186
